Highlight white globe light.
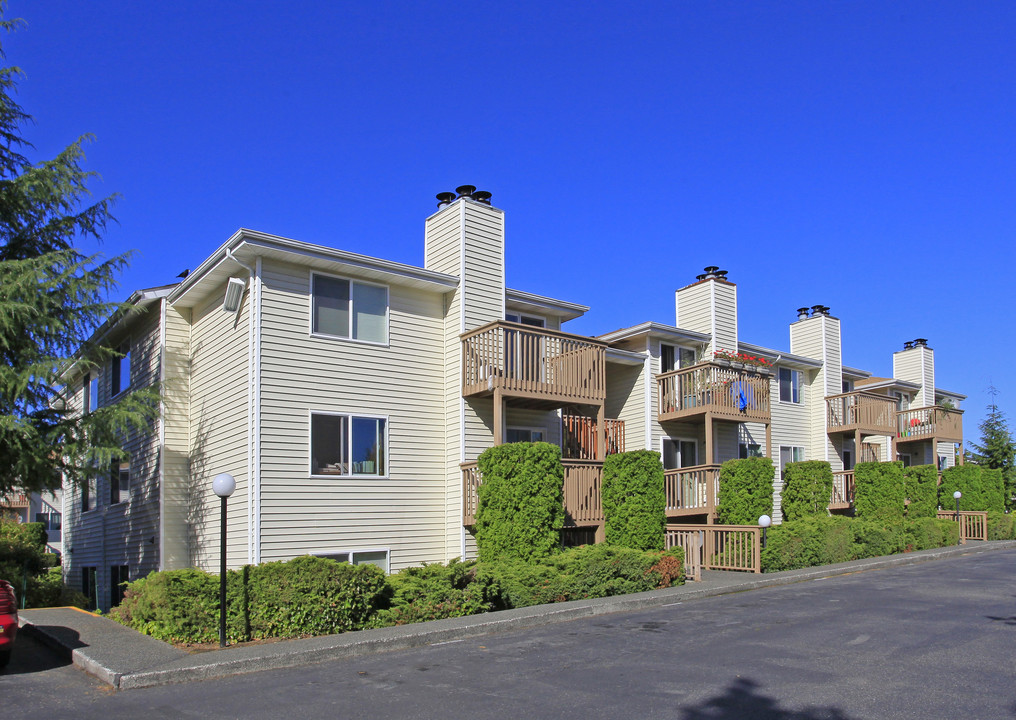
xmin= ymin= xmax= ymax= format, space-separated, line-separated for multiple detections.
xmin=213 ymin=472 xmax=236 ymax=498
xmin=953 ymin=490 xmax=962 ymax=500
xmin=758 ymin=514 xmax=772 ymax=528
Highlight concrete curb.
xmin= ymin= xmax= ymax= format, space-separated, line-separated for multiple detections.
xmin=20 ymin=540 xmax=1016 ymax=690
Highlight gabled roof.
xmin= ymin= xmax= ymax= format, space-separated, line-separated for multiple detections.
xmin=597 ymin=321 xmax=710 ymax=345
xmin=506 ymin=288 xmax=588 ymax=322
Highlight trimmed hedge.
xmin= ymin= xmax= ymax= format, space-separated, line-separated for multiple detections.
xmin=602 ymin=451 xmax=665 ymax=551
xmin=474 ymin=442 xmax=564 ymax=562
xmin=986 ymin=511 xmax=1016 ymax=540
xmin=761 ymin=515 xmax=959 ymax=572
xmin=112 ymin=557 xmax=388 ymax=643
xmin=716 ymin=457 xmax=774 ymax=525
xmin=781 ymin=461 xmax=833 ymax=521
xmin=854 ymin=461 xmax=905 ymax=520
xmin=939 ymin=464 xmax=1005 ymax=513
xmin=903 ymin=464 xmax=939 ymax=518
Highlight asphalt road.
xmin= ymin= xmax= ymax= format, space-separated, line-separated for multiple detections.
xmin=4 ymin=548 xmax=1015 ymax=719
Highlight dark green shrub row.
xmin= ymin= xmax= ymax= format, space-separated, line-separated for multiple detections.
xmin=717 ymin=457 xmax=774 ymax=525
xmin=761 ymin=515 xmax=959 ymax=572
xmin=0 ymin=520 xmax=87 ymax=608
xmin=939 ymin=465 xmax=1005 ymax=513
xmin=903 ymin=464 xmax=939 ymax=518
xmin=475 ymin=442 xmax=564 ymax=562
xmin=113 ymin=545 xmax=686 ymax=641
xmin=112 ymin=556 xmax=388 ymax=643
xmin=781 ymin=461 xmax=833 ymax=521
xmin=854 ymin=461 xmax=905 ymax=520
xmin=602 ymin=450 xmax=665 ymax=551
xmin=986 ymin=511 xmax=1016 ymax=540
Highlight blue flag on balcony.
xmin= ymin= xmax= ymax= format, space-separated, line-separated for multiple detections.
xmin=731 ymin=380 xmax=752 ymax=412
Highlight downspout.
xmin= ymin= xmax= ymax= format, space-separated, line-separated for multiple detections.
xmin=225 ymin=247 xmax=261 ymax=565
xmin=157 ymin=298 xmax=167 ymax=570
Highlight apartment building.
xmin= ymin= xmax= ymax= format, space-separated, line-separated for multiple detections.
xmin=60 ymin=187 xmax=965 ymax=610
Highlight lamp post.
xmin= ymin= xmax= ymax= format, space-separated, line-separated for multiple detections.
xmin=758 ymin=514 xmax=772 ymax=550
xmin=953 ymin=490 xmax=962 ymax=545
xmin=212 ymin=472 xmax=236 ymax=648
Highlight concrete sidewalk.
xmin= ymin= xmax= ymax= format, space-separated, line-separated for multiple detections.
xmin=19 ymin=540 xmax=1016 ymax=691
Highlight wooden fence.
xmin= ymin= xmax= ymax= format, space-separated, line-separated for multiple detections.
xmin=936 ymin=510 xmax=988 ymax=543
xmin=665 ymin=524 xmax=762 ymax=574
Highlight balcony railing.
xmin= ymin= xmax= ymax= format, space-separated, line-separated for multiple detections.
xmin=462 ymin=321 xmax=606 ymax=405
xmin=462 ymin=458 xmax=604 ymax=527
xmin=826 ymin=392 xmax=897 ymax=436
xmin=830 ymin=470 xmax=854 ymax=509
xmin=658 ymin=362 xmax=770 ymax=423
xmin=897 ymin=406 xmax=964 ymax=443
xmin=562 ymin=413 xmax=624 ymax=460
xmin=0 ymin=493 xmax=29 ymax=509
xmin=663 ymin=464 xmax=721 ymax=517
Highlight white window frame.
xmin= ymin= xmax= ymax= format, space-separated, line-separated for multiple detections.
xmin=309 ymin=410 xmax=389 ymax=479
xmin=315 ymin=548 xmax=391 ymax=574
xmin=660 ymin=436 xmax=698 ymax=469
xmin=506 ymin=426 xmax=546 ymax=443
xmin=309 ymin=271 xmax=390 ymax=347
xmin=779 ymin=446 xmax=805 ymax=476
xmin=778 ymin=367 xmax=803 ymax=404
xmin=111 ymin=338 xmax=131 ymax=398
xmin=505 ymin=312 xmax=546 ymax=328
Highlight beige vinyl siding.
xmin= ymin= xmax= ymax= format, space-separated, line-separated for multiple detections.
xmin=712 ymin=282 xmax=738 ymax=356
xmin=162 ymin=304 xmax=192 ymax=570
xmin=188 ymin=281 xmax=250 ymax=571
xmin=936 ymin=441 xmax=957 ymax=469
xmin=770 ymin=372 xmax=810 ymax=522
xmin=461 ymin=203 xmax=504 ymax=331
xmin=893 ymin=347 xmax=935 ymax=408
xmin=606 ymin=361 xmax=647 ymax=452
xmin=258 ymin=259 xmax=447 ymax=571
xmin=675 ymin=283 xmax=713 ymax=338
xmin=424 ymin=203 xmax=464 ymax=275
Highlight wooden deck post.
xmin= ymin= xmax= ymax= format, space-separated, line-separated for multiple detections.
xmin=493 ymin=388 xmax=504 ymax=446
xmin=595 ymin=403 xmax=606 ymax=461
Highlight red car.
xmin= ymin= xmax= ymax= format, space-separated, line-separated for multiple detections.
xmin=0 ymin=580 xmax=17 ymax=669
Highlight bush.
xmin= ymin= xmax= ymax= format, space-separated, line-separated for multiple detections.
xmin=0 ymin=520 xmax=81 ymax=608
xmin=905 ymin=517 xmax=959 ymax=550
xmin=475 ymin=442 xmax=564 ymax=562
xmin=781 ymin=461 xmax=834 ymax=521
xmin=939 ymin=464 xmax=1004 ymax=512
xmin=986 ymin=511 xmax=1016 ymax=540
xmin=602 ymin=451 xmax=665 ymax=551
xmin=375 ymin=560 xmax=493 ymax=626
xmin=112 ymin=556 xmax=388 ymax=643
xmin=903 ymin=465 xmax=939 ymax=518
xmin=854 ymin=461 xmax=905 ymax=520
xmin=716 ymin=457 xmax=774 ymax=525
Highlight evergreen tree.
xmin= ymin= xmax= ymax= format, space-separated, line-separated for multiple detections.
xmin=0 ymin=10 xmax=157 ymax=496
xmin=967 ymin=385 xmax=1016 ymax=511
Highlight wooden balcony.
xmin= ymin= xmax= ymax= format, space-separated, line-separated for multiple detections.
xmin=658 ymin=362 xmax=770 ymax=424
xmin=663 ymin=464 xmax=721 ymax=519
xmin=462 ymin=321 xmax=606 ymax=407
xmin=462 ymin=458 xmax=604 ymax=527
xmin=0 ymin=493 xmax=29 ymax=509
xmin=562 ymin=413 xmax=624 ymax=460
xmin=830 ymin=470 xmax=855 ymax=510
xmin=826 ymin=392 xmax=897 ymax=436
xmin=897 ymin=406 xmax=963 ymax=443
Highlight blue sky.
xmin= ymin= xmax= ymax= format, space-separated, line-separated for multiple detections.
xmin=7 ymin=1 xmax=1015 ymax=435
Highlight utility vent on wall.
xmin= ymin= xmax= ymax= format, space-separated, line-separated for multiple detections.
xmin=223 ymin=277 xmax=246 ymax=312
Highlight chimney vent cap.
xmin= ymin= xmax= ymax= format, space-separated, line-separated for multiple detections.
xmin=472 ymin=190 xmax=492 ymax=204
xmin=455 ymin=185 xmax=477 ymax=199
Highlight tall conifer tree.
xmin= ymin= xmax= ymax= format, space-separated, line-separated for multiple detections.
xmin=0 ymin=9 xmax=157 ymax=496
xmin=967 ymin=385 xmax=1016 ymax=511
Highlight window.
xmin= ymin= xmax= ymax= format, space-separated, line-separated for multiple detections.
xmin=779 ymin=368 xmax=802 ymax=404
xmin=110 ymin=565 xmax=129 ymax=607
xmin=507 ymin=427 xmax=544 ymax=443
xmin=679 ymin=347 xmax=697 ymax=368
xmin=505 ymin=312 xmax=545 ymax=327
xmin=89 ymin=374 xmax=99 ymax=412
xmin=110 ymin=459 xmax=130 ymax=504
xmin=739 ymin=443 xmax=762 ymax=459
xmin=779 ymin=446 xmax=805 ymax=476
xmin=317 ymin=549 xmax=390 ymax=573
xmin=661 ymin=344 xmax=696 ymax=373
xmin=897 ymin=452 xmax=912 ymax=467
xmin=111 ymin=340 xmax=131 ymax=396
xmin=82 ymin=567 xmax=97 ymax=610
xmin=311 ymin=274 xmax=388 ymax=344
xmin=842 ymin=380 xmax=854 ymax=393
xmin=662 ymin=438 xmax=697 ymax=469
xmin=81 ymin=477 xmax=96 ymax=512
xmin=311 ymin=412 xmax=387 ymax=477
xmin=34 ymin=512 xmax=61 ymax=530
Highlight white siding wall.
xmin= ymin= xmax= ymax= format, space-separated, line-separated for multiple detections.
xmin=162 ymin=304 xmax=191 ymax=570
xmin=188 ymin=281 xmax=250 ymax=571
xmin=257 ymin=259 xmax=447 ymax=571
xmin=893 ymin=347 xmax=935 ymax=408
xmin=606 ymin=361 xmax=647 ymax=452
xmin=770 ymin=372 xmax=810 ymax=523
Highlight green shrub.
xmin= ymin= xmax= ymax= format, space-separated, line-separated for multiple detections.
xmin=716 ymin=457 xmax=774 ymax=525
xmin=781 ymin=461 xmax=833 ymax=521
xmin=602 ymin=451 xmax=665 ymax=551
xmin=761 ymin=516 xmax=855 ymax=572
xmin=854 ymin=461 xmax=905 ymax=520
xmin=986 ymin=511 xmax=1016 ymax=540
xmin=851 ymin=518 xmax=905 ymax=558
xmin=112 ymin=556 xmax=388 ymax=643
xmin=376 ymin=560 xmax=493 ymax=626
xmin=475 ymin=442 xmax=564 ymax=562
xmin=939 ymin=465 xmax=1003 ymax=512
xmin=905 ymin=517 xmax=959 ymax=550
xmin=0 ymin=520 xmax=75 ymax=608
xmin=903 ymin=465 xmax=939 ymax=518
